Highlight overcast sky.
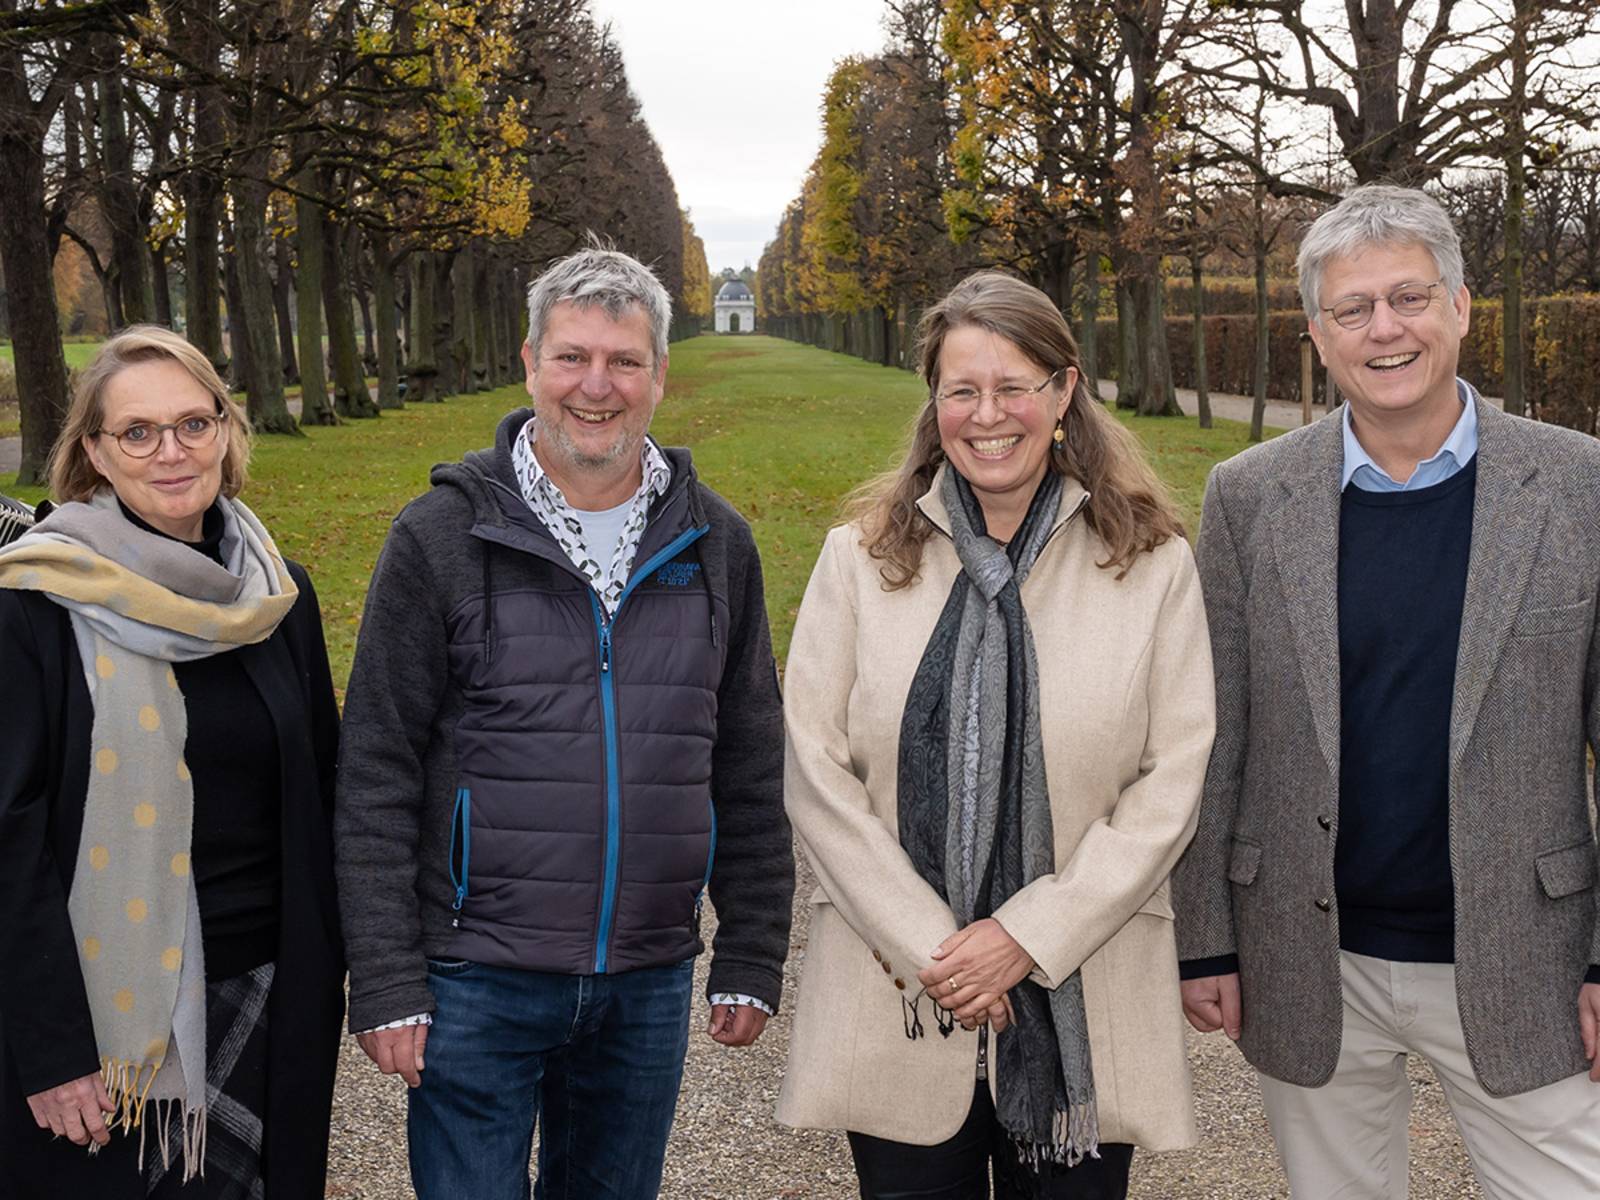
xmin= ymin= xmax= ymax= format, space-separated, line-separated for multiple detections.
xmin=587 ymin=0 xmax=892 ymax=275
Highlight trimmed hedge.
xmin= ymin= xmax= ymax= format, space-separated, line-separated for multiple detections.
xmin=1460 ymin=296 xmax=1599 ymax=435
xmin=1095 ymin=296 xmax=1599 ymax=436
xmin=1095 ymin=313 xmax=1328 ymax=405
xmin=1163 ymin=279 xmax=1302 ymax=318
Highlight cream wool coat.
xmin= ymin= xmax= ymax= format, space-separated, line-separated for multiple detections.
xmin=776 ymin=470 xmax=1216 ymax=1149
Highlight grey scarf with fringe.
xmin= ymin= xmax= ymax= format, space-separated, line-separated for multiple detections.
xmin=898 ymin=467 xmax=1099 ymax=1167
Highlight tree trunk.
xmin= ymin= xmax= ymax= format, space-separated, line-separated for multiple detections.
xmin=405 ymin=251 xmax=441 ymax=402
xmin=183 ymin=177 xmax=224 ymax=369
xmin=179 ymin=0 xmax=226 ymax=371
xmin=1114 ymin=277 xmax=1140 ymax=411
xmin=433 ymin=251 xmax=458 ymax=398
xmin=450 ymin=246 xmax=475 ymax=393
xmin=1080 ymin=246 xmax=1101 ymax=399
xmin=355 ymin=250 xmax=376 ymax=372
xmin=471 ymin=242 xmax=492 ymax=390
xmin=1133 ymin=273 xmax=1178 ymax=417
xmin=501 ymin=263 xmax=524 ymax=384
xmin=1502 ymin=0 xmax=1531 ymax=417
xmin=372 ymin=234 xmax=402 ymax=409
xmin=1192 ymin=251 xmax=1211 ymax=429
xmin=95 ymin=59 xmax=155 ymax=325
xmin=294 ymin=190 xmax=336 ymax=426
xmin=93 ymin=252 xmax=122 ymax=334
xmin=1251 ymin=214 xmax=1270 ymax=442
xmin=322 ymin=210 xmax=376 ymax=418
xmin=151 ymin=242 xmax=173 ymax=328
xmin=272 ymin=233 xmax=298 ymax=385
xmin=228 ymin=171 xmax=295 ymax=434
xmin=0 ymin=80 xmax=70 ymax=484
xmin=222 ymin=225 xmax=249 ymax=391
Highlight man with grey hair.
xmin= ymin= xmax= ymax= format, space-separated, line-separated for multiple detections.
xmin=1174 ymin=183 xmax=1600 ymax=1196
xmin=335 ymin=241 xmax=794 ymax=1199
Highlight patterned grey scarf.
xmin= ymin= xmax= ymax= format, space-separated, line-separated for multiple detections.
xmin=898 ymin=467 xmax=1099 ymax=1167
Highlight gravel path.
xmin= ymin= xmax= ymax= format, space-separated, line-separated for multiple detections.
xmin=323 ymin=854 xmax=1483 ymax=1199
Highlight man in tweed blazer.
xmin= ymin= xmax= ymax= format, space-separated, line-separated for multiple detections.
xmin=1173 ymin=184 xmax=1600 ymax=1198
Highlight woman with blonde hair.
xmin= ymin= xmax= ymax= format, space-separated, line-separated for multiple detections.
xmin=777 ymin=272 xmax=1216 ymax=1198
xmin=0 ymin=326 xmax=343 ymax=1198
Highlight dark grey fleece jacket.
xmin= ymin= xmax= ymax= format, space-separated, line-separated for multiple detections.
xmin=335 ymin=410 xmax=793 ymax=1032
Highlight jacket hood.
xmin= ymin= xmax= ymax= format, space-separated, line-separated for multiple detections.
xmin=429 ymin=407 xmax=703 ymax=528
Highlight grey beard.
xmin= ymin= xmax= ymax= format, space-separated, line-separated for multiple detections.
xmin=546 ymin=421 xmax=635 ymax=473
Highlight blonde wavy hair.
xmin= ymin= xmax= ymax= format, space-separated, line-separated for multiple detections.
xmin=48 ymin=325 xmax=252 ymax=503
xmin=846 ymin=271 xmax=1184 ymax=587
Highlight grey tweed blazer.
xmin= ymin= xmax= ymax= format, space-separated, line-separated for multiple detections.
xmin=1173 ymin=397 xmax=1600 ymax=1097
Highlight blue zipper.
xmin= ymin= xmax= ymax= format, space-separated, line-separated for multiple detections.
xmin=448 ymin=787 xmax=471 ymax=924
xmin=590 ymin=523 xmax=711 ymax=973
xmin=700 ymin=795 xmax=717 ymax=894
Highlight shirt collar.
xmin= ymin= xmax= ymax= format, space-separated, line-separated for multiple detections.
xmin=512 ymin=416 xmax=672 ymax=509
xmin=1340 ymin=379 xmax=1479 ymax=491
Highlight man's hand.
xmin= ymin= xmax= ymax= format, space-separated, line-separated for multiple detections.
xmin=919 ymin=918 xmax=1035 ymax=1024
xmin=707 ymin=1004 xmax=769 ymax=1047
xmin=357 ymin=1023 xmax=429 ymax=1087
xmin=1579 ymin=983 xmax=1600 ymax=1082
xmin=1181 ymin=973 xmax=1242 ymax=1040
xmin=27 ymin=1072 xmax=115 ymax=1146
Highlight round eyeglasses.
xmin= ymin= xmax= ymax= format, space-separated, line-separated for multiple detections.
xmin=1321 ymin=280 xmax=1443 ymax=330
xmin=95 ymin=412 xmax=227 ymax=459
xmin=934 ymin=367 xmax=1063 ymax=410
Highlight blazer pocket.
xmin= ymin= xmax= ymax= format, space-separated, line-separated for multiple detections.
xmin=1536 ymin=839 xmax=1598 ymax=899
xmin=1227 ymin=837 xmax=1262 ymax=887
xmin=1512 ymin=600 xmax=1590 ymax=638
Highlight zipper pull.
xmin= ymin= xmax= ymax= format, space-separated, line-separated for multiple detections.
xmin=600 ymin=624 xmax=612 ymax=673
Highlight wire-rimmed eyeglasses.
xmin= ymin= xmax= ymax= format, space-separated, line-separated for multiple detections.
xmin=1321 ymin=280 xmax=1444 ymax=331
xmin=934 ymin=367 xmax=1064 ymax=410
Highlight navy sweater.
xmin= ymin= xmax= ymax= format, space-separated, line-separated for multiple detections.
xmin=1335 ymin=460 xmax=1476 ymax=962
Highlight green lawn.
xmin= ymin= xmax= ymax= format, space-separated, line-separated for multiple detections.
xmin=4 ymin=334 xmax=1272 ymax=687
xmin=0 ymin=339 xmax=105 ymax=369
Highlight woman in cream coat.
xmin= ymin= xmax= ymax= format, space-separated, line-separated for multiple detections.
xmin=778 ymin=272 xmax=1216 ymax=1199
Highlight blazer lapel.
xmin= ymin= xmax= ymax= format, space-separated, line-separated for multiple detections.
xmin=1267 ymin=412 xmax=1346 ymax=776
xmin=1450 ymin=402 xmax=1549 ymax=768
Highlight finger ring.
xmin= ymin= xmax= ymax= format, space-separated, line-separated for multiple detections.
xmin=947 ymin=976 xmax=960 ymax=995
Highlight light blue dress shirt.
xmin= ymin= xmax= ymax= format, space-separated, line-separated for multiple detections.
xmin=1341 ymin=379 xmax=1480 ymax=493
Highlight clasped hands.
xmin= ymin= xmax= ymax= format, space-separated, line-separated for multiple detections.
xmin=916 ymin=917 xmax=1035 ymax=1034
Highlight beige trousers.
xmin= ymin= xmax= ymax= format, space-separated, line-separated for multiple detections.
xmin=1255 ymin=951 xmax=1600 ymax=1200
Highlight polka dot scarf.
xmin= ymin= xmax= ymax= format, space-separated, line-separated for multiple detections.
xmin=0 ymin=489 xmax=296 ymax=1175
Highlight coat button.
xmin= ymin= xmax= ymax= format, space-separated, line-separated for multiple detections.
xmin=882 ymin=961 xmax=892 ymax=974
xmin=1315 ymin=897 xmax=1332 ymax=911
xmin=872 ymin=950 xmax=882 ymax=962
xmin=894 ymin=978 xmax=906 ymax=990
xmin=1317 ymin=814 xmax=1332 ymax=830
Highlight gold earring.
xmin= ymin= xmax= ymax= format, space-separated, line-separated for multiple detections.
xmin=1053 ymin=424 xmax=1065 ymax=445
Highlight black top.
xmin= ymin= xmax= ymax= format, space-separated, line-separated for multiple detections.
xmin=121 ymin=503 xmax=282 ymax=978
xmin=1335 ymin=460 xmax=1476 ymax=963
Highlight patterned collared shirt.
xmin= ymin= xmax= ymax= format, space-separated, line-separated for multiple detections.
xmin=511 ymin=417 xmax=672 ymax=617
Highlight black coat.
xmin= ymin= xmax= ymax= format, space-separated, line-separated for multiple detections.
xmin=0 ymin=561 xmax=345 ymax=1199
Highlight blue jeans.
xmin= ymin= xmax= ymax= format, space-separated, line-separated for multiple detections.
xmin=408 ymin=957 xmax=695 ymax=1200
